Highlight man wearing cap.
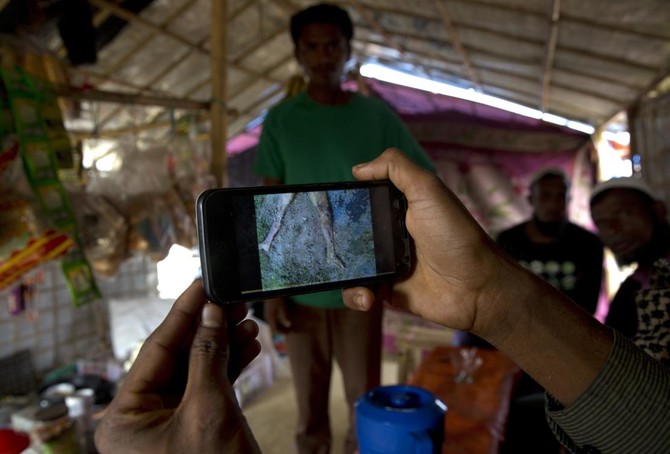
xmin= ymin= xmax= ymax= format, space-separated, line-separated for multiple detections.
xmin=590 ymin=176 xmax=670 ymax=366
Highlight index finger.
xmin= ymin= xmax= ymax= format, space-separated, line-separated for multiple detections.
xmin=352 ymin=148 xmax=438 ymax=195
xmin=123 ymin=279 xmax=208 ymax=394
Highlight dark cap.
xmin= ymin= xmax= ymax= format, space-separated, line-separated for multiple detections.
xmin=590 ymin=176 xmax=657 ymax=205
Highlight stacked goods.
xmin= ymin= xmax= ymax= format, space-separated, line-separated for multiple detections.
xmin=0 ymin=67 xmax=99 ymax=305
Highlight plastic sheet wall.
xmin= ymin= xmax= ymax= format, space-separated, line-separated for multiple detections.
xmin=630 ymin=89 xmax=670 ymax=203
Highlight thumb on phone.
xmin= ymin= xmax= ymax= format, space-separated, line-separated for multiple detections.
xmin=264 ymin=298 xmax=292 ymax=332
xmin=184 ymin=303 xmax=236 ymax=399
xmin=179 ymin=303 xmax=262 ymax=453
xmin=276 ymin=300 xmax=291 ymax=329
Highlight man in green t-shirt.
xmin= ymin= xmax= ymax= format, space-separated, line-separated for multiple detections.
xmin=253 ymin=4 xmax=434 ymax=453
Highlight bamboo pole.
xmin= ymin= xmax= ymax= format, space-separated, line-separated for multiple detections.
xmin=210 ymin=0 xmax=228 ymax=187
xmin=541 ymin=0 xmax=561 ymax=112
xmin=68 ymin=120 xmax=172 ymax=140
xmin=53 ymin=85 xmax=210 ymax=110
xmin=432 ymin=0 xmax=482 ymax=90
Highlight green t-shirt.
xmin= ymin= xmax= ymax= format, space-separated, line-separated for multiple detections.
xmin=254 ymin=91 xmax=434 ymax=308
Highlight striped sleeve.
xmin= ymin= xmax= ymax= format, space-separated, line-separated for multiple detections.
xmin=546 ymin=329 xmax=670 ymax=453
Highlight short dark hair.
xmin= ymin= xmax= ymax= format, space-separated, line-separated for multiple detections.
xmin=290 ymin=3 xmax=354 ymax=47
xmin=529 ymin=168 xmax=570 ymax=192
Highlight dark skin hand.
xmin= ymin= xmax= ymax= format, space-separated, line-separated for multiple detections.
xmin=342 ymin=149 xmax=611 ymax=407
xmin=95 ymin=280 xmax=262 ymax=453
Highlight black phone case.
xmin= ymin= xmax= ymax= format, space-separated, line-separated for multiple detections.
xmin=197 ymin=180 xmax=410 ymax=304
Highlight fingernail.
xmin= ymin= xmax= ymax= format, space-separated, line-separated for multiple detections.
xmin=353 ymin=162 xmax=369 ymax=171
xmin=354 ymin=293 xmax=365 ymax=309
xmin=202 ymin=303 xmax=222 ymax=328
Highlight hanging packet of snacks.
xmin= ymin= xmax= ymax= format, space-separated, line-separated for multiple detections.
xmin=169 ymin=116 xmax=215 ymax=223
xmin=66 ymin=190 xmax=128 ymax=277
xmin=0 ymin=67 xmax=99 ymax=305
xmin=0 ymin=135 xmax=74 ymax=288
xmin=87 ymin=141 xmax=196 ymax=261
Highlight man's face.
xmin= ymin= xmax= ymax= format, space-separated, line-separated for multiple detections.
xmin=591 ymin=189 xmax=657 ymax=264
xmin=529 ymin=176 xmax=568 ymax=224
xmin=295 ymin=23 xmax=350 ymax=88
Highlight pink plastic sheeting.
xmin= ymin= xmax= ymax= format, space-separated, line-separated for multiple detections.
xmin=226 ymin=124 xmax=262 ymax=156
xmin=226 ymin=77 xmax=589 ymax=156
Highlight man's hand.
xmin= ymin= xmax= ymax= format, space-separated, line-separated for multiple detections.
xmin=342 ymin=148 xmax=515 ymax=339
xmin=95 ymin=280 xmax=262 ymax=453
xmin=343 ymin=149 xmax=615 ymax=408
xmin=264 ymin=298 xmax=292 ymax=333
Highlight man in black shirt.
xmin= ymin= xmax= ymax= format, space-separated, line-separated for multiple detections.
xmin=497 ymin=168 xmax=604 ymax=454
xmin=497 ymin=168 xmax=604 ymax=315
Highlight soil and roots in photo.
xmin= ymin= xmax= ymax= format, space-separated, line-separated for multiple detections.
xmin=255 ymin=189 xmax=376 ymax=291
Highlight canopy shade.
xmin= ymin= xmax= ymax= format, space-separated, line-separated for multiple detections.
xmin=1 ymin=0 xmax=667 ymax=141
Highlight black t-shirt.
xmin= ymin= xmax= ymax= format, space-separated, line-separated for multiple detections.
xmin=497 ymin=222 xmax=604 ymax=314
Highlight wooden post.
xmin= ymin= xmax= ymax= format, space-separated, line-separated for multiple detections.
xmin=210 ymin=0 xmax=228 ymax=187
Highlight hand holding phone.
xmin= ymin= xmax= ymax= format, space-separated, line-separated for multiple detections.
xmin=196 ymin=180 xmax=410 ymax=304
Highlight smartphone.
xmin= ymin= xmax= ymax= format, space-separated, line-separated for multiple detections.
xmin=196 ymin=180 xmax=411 ymax=304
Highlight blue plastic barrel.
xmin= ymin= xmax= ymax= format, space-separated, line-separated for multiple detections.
xmin=355 ymin=385 xmax=447 ymax=454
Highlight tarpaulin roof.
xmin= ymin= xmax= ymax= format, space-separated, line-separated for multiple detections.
xmin=227 ymin=76 xmax=592 ymax=155
xmin=2 ymin=0 xmax=669 ymax=142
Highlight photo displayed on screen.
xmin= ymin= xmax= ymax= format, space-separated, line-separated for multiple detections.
xmin=254 ymin=189 xmax=379 ymax=292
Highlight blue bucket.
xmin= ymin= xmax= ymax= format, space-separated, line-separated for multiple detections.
xmin=355 ymin=385 xmax=447 ymax=454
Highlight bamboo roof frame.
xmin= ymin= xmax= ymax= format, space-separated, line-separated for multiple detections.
xmin=8 ymin=0 xmax=667 ymax=150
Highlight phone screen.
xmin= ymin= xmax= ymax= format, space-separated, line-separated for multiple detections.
xmin=197 ymin=181 xmax=409 ymax=304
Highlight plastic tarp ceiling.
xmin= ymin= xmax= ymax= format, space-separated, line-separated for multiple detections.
xmin=16 ymin=0 xmax=670 ymax=141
